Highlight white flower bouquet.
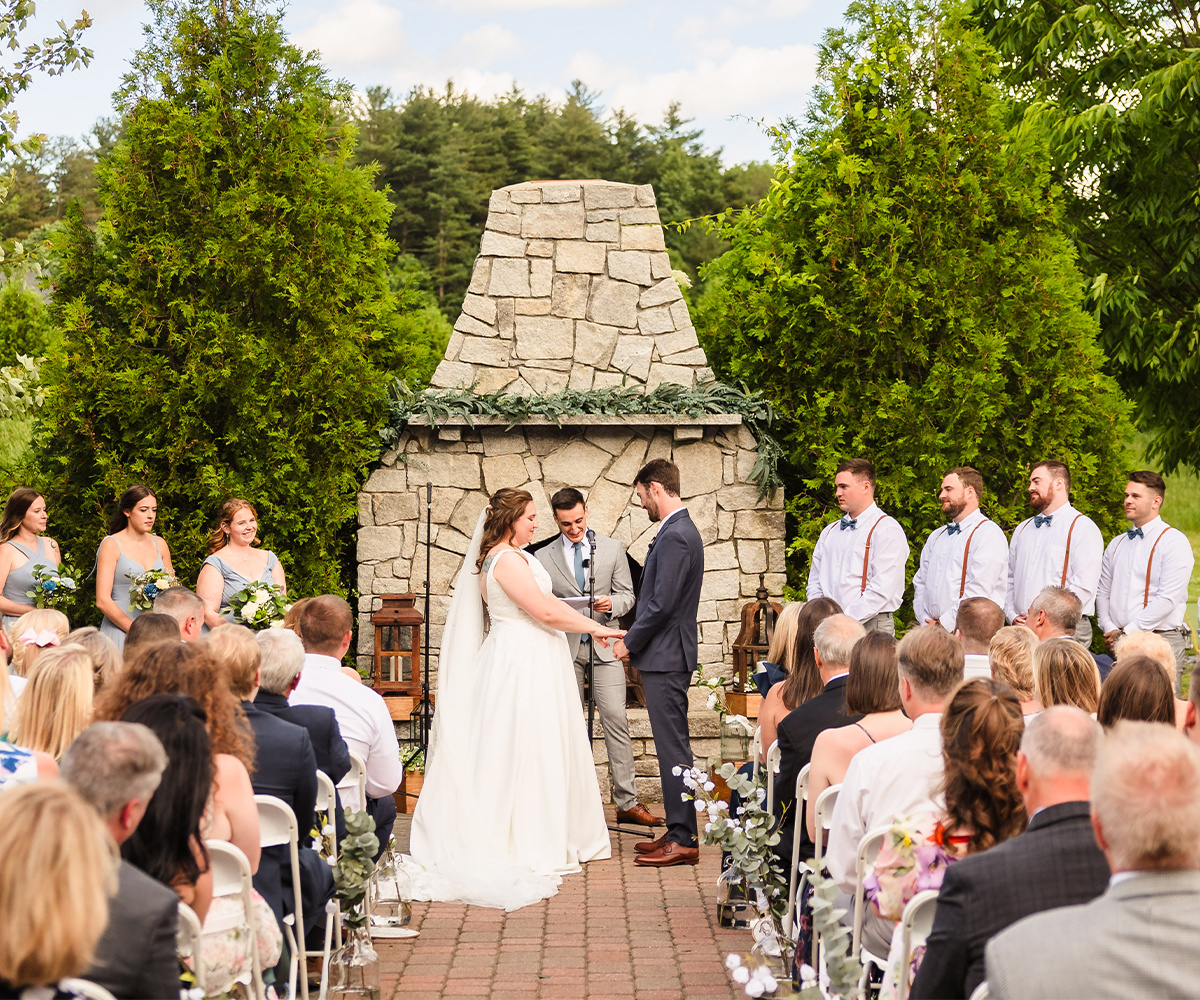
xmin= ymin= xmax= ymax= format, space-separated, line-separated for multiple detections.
xmin=128 ymin=568 xmax=179 ymax=611
xmin=225 ymin=583 xmax=290 ymax=630
xmin=26 ymin=561 xmax=81 ymax=612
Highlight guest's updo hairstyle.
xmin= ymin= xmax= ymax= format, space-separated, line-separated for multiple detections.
xmin=0 ymin=487 xmax=43 ymax=542
xmin=939 ymin=677 xmax=1027 ymax=854
xmin=207 ymin=498 xmax=257 ymax=554
xmin=476 ymin=489 xmax=534 ymax=573
xmin=108 ymin=485 xmax=157 ymax=535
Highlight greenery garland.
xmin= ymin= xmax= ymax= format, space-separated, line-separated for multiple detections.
xmin=381 ymin=377 xmax=783 ymax=498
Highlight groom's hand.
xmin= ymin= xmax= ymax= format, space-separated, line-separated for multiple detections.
xmin=592 ymin=595 xmax=612 ymax=613
xmin=613 ymin=639 xmax=629 ymax=661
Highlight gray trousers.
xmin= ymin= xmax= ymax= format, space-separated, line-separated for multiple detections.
xmin=1074 ymin=617 xmax=1094 ymax=647
xmin=574 ymin=646 xmax=638 ymax=811
xmin=1158 ymin=628 xmax=1187 ymax=693
xmin=861 ymin=612 xmax=896 ymax=636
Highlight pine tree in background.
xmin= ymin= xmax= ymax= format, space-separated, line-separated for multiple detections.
xmin=38 ymin=0 xmax=432 ymax=604
xmin=698 ymin=0 xmax=1133 ymax=590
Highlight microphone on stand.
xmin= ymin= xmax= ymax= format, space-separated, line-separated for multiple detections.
xmin=584 ymin=527 xmax=598 ymax=745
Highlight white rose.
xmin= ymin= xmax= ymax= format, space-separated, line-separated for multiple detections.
xmin=269 ymin=619 xmax=285 ymax=628
xmin=241 ymin=601 xmax=260 ymax=620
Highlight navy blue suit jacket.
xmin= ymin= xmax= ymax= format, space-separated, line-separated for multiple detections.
xmin=623 ymin=509 xmax=704 ymax=673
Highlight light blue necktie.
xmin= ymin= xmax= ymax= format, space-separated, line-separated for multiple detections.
xmin=573 ymin=541 xmax=586 ymax=591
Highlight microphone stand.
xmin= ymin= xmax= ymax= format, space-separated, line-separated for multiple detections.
xmin=585 ymin=529 xmax=597 ymax=746
xmin=416 ymin=481 xmax=434 ymax=752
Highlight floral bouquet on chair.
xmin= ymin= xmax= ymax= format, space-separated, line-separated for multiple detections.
xmin=127 ymin=568 xmax=180 ymax=611
xmin=225 ymin=584 xmax=290 ymax=629
xmin=25 ymin=561 xmax=82 ymax=612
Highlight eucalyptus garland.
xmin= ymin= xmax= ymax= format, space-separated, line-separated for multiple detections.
xmin=381 ymin=377 xmax=783 ymax=498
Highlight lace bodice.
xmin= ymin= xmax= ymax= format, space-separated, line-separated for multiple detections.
xmin=484 ymin=550 xmax=554 ymax=628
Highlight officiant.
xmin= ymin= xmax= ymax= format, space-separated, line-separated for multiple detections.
xmin=535 ymin=488 xmax=661 ymax=829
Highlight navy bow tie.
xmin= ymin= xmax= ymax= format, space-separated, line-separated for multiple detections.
xmin=946 ymin=522 xmax=962 ymax=535
xmin=840 ymin=517 xmax=857 ymax=531
xmin=1034 ymin=513 xmax=1053 ymax=528
xmin=1127 ymin=526 xmax=1144 ymax=540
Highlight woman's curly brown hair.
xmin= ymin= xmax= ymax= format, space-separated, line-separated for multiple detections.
xmin=939 ymin=677 xmax=1027 ymax=854
xmin=92 ymin=639 xmax=255 ymax=772
xmin=475 ymin=488 xmax=534 ymax=573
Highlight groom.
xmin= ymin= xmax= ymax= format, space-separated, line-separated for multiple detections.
xmin=613 ymin=458 xmax=705 ymax=867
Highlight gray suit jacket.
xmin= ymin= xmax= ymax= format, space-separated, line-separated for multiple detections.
xmin=534 ymin=533 xmax=635 ymax=662
xmin=86 ymin=860 xmax=181 ymax=999
xmin=986 ymin=869 xmax=1200 ymax=999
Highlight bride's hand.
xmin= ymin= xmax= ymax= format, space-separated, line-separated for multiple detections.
xmin=591 ymin=626 xmax=626 ymax=650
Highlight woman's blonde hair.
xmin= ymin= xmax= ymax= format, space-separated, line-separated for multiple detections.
xmin=988 ymin=625 xmax=1039 ymax=701
xmin=9 ymin=608 xmax=70 ymax=677
xmin=10 ymin=644 xmax=95 ymax=759
xmin=0 ymin=782 xmax=117 ymax=987
xmin=765 ymin=601 xmax=803 ymax=674
xmin=0 ymin=663 xmax=13 ymax=734
xmin=1033 ymin=637 xmax=1102 ymax=714
xmin=66 ymin=626 xmax=123 ymax=691
xmin=1114 ymin=630 xmax=1177 ymax=687
xmin=203 ymin=624 xmax=261 ymax=699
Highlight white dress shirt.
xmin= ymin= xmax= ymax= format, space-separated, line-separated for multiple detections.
xmin=912 ymin=509 xmax=1009 ymax=629
xmin=1006 ymin=503 xmax=1104 ymax=619
xmin=827 ymin=713 xmax=945 ymax=894
xmin=290 ymin=652 xmax=402 ymax=807
xmin=807 ymin=503 xmax=909 ymax=621
xmin=963 ymin=653 xmax=991 ymax=680
xmin=1096 ymin=517 xmax=1194 ymax=633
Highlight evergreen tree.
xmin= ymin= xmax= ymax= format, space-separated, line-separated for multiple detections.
xmin=40 ymin=0 xmax=414 ymax=601
xmin=698 ymin=0 xmax=1132 ymax=587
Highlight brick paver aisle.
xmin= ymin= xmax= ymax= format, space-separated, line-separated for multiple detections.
xmin=379 ymin=811 xmax=748 ymax=999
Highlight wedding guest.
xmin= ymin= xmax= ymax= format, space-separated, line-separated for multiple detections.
xmin=122 ymin=612 xmax=180 ymax=661
xmin=8 ymin=607 xmax=69 ymax=678
xmin=1114 ymin=629 xmax=1189 ymax=728
xmin=66 ymin=627 xmax=122 ymax=690
xmin=1033 ymin=638 xmax=1101 ymax=715
xmin=988 ymin=625 xmax=1041 ymax=716
xmin=0 ymin=628 xmax=56 ymax=785
xmin=773 ymin=614 xmax=866 ymax=870
xmin=152 ymin=586 xmax=205 ymax=641
xmin=0 ymin=487 xmax=61 ymax=628
xmin=94 ymin=641 xmax=261 ymax=874
xmin=773 ymin=597 xmax=842 ymax=725
xmin=912 ymin=467 xmax=1008 ymax=629
xmin=986 ymin=722 xmax=1200 ymax=998
xmin=1096 ymin=471 xmax=1194 ymax=686
xmin=196 ymin=499 xmax=287 ymax=629
xmin=755 ymin=601 xmax=805 ymax=758
xmin=61 ymin=722 xmax=181 ymax=1000
xmin=827 ymin=626 xmax=964 ymax=896
xmin=1005 ymin=461 xmax=1103 ymax=643
xmin=290 ymin=595 xmax=401 ymax=854
xmin=952 ymin=597 xmax=1004 ymax=679
xmin=9 ymin=644 xmax=93 ymax=759
xmin=0 ymin=783 xmax=118 ymax=998
xmin=1186 ymin=663 xmax=1200 ymax=747
xmin=806 ymin=459 xmax=909 ymax=634
xmin=912 ymin=707 xmax=1109 ymax=999
xmin=1024 ymin=585 xmax=1113 ymax=677
xmin=807 ymin=632 xmax=911 ymax=842
xmin=1096 ymin=657 xmax=1175 ymax=728
xmin=282 ymin=596 xmax=310 ymax=636
xmin=96 ymin=485 xmax=175 ymax=652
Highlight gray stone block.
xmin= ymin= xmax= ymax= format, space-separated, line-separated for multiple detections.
xmin=718 ymin=486 xmax=762 ymax=511
xmin=621 ymin=224 xmax=666 ymax=252
xmin=374 ymin=492 xmax=418 ymax=524
xmin=530 ymin=258 xmax=553 ymax=297
xmin=574 ymin=322 xmax=620 ymax=368
xmin=588 ymin=279 xmax=640 ymax=327
xmin=701 ymin=569 xmax=740 ymax=601
xmin=429 ymin=360 xmax=475 ymax=388
xmin=636 ymin=184 xmax=656 ymax=207
xmin=609 ymin=336 xmax=653 ymax=381
xmin=357 ymin=492 xmax=372 ymax=526
xmin=473 ymin=368 xmax=520 ymax=393
xmin=489 ymin=190 xmax=510 ymax=213
xmin=522 ymin=368 xmax=570 ymax=393
xmin=646 ymin=363 xmax=695 ymax=391
xmin=526 ymin=239 xmax=554 ymax=257
xmin=358 ymin=526 xmax=402 ymax=563
xmin=654 ymin=327 xmax=700 ymax=355
xmin=551 ymin=273 xmax=590 ymax=318
xmin=649 ymin=252 xmax=672 ymax=278
xmin=407 ymin=453 xmax=482 ymax=490
xmin=509 ymin=186 xmax=542 ymax=204
xmin=486 ymin=211 xmax=522 ymax=235
xmin=458 ymin=336 xmax=511 ymax=367
xmin=541 ymin=441 xmax=613 ymax=486
xmin=675 ymin=441 xmax=723 ymax=497
xmin=583 ymin=183 xmax=637 ymax=209
xmin=586 ymin=221 xmax=619 ymax=242
xmin=514 ymin=315 xmax=574 ymax=359
xmin=670 ymin=298 xmax=691 ymax=328
xmin=640 ymin=277 xmax=683 ymax=308
xmin=496 ymin=298 xmax=515 ymax=338
xmin=514 ymin=298 xmax=551 ymax=315
xmin=638 ymin=305 xmax=675 ymax=335
xmin=461 ymin=293 xmax=497 ymax=325
xmin=664 ymin=348 xmax=708 ymax=366
xmin=543 ymin=183 xmax=581 ymax=203
xmin=453 ymin=312 xmax=499 ymax=338
xmin=568 ymin=365 xmax=594 ymax=391
xmin=479 ymin=231 xmax=526 ymax=257
xmin=605 ymin=437 xmax=649 ymax=484
xmin=521 ymin=201 xmax=586 ymax=239
xmin=488 ymin=258 xmax=531 ymax=297
xmin=735 ymin=509 xmax=785 ymax=539
xmin=737 ymin=539 xmax=767 ymax=574
xmin=705 ymin=541 xmax=738 ymax=571
xmin=481 ymin=428 xmax=528 ymax=456
xmin=607 ymin=250 xmax=653 ymax=286
xmin=555 ymin=241 xmax=606 ymax=273
xmin=363 ymin=468 xmax=408 ymax=492
xmin=619 ymin=207 xmax=660 ymax=225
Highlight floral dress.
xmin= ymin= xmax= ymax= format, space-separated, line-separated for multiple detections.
xmin=0 ymin=741 xmax=37 ymax=790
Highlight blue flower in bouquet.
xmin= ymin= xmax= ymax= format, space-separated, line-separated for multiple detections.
xmin=43 ymin=578 xmax=57 ymax=592
xmin=128 ymin=569 xmax=180 ymax=611
xmin=145 ymin=583 xmax=159 ymax=599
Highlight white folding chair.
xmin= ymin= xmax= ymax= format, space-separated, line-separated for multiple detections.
xmin=897 ymin=889 xmax=940 ymax=1000
xmin=337 ymin=751 xmax=367 ymax=814
xmin=810 ymin=783 xmax=841 ymax=969
xmin=749 ymin=727 xmax=763 ymax=779
xmin=59 ymin=980 xmax=118 ymax=1000
xmin=315 ymin=770 xmax=339 ymax=863
xmin=256 ymin=795 xmax=308 ymax=1000
xmin=852 ymin=827 xmax=891 ymax=992
xmin=176 ymin=901 xmax=204 ymax=994
xmin=968 ymin=982 xmax=989 ymax=1000
xmin=206 ymin=840 xmax=266 ymax=1000
xmin=785 ymin=763 xmax=811 ymax=942
xmin=764 ymin=739 xmax=782 ymax=814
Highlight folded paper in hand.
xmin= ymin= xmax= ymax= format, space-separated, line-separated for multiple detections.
xmin=560 ymin=596 xmax=595 ymax=610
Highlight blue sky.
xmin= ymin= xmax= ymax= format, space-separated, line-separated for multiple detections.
xmin=15 ymin=0 xmax=854 ymax=165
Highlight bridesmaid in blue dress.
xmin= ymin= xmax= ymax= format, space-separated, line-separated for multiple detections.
xmin=196 ymin=499 xmax=286 ymax=628
xmin=95 ymin=485 xmax=175 ymax=652
xmin=0 ymin=489 xmax=62 ymax=630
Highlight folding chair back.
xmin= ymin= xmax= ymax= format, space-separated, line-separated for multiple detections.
xmin=338 ymin=751 xmax=368 ymax=813
xmin=812 ymin=782 xmax=841 ymax=869
xmin=255 ymin=795 xmax=308 ymax=1000
xmin=176 ymin=900 xmax=203 ymax=991
xmin=749 ymin=727 xmax=763 ymax=779
xmin=897 ymin=889 xmax=940 ymax=1000
xmin=852 ymin=826 xmax=890 ymax=957
xmin=968 ymin=982 xmax=990 ymax=1000
xmin=58 ymin=980 xmax=118 ymax=1000
xmin=764 ymin=739 xmax=782 ymax=814
xmin=315 ymin=769 xmax=339 ymax=863
xmin=785 ymin=763 xmax=811 ymax=943
xmin=206 ymin=840 xmax=266 ymax=1000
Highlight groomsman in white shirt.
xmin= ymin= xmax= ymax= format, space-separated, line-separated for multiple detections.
xmin=1005 ymin=460 xmax=1104 ymax=645
xmin=807 ymin=459 xmax=909 ymax=635
xmin=912 ymin=467 xmax=1009 ymax=629
xmin=1096 ymin=471 xmax=1194 ymax=686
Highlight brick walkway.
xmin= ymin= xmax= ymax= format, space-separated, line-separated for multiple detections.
xmin=379 ymin=811 xmax=747 ymax=999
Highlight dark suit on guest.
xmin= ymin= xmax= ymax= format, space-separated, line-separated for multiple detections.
xmin=623 ymin=508 xmax=704 ymax=847
xmin=773 ymin=674 xmax=862 ymax=869
xmin=912 ymin=800 xmax=1110 ymax=999
xmin=86 ymin=860 xmax=181 ymax=999
xmin=242 ymin=700 xmax=334 ymax=939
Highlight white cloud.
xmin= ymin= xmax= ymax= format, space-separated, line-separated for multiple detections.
xmin=294 ymin=0 xmax=405 ymax=68
xmin=446 ymin=0 xmax=624 ymax=11
xmin=453 ymin=24 xmax=521 ymax=66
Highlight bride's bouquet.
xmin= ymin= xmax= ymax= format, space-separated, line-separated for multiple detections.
xmin=225 ymin=583 xmax=290 ymax=630
xmin=128 ymin=568 xmax=179 ymax=611
xmin=26 ymin=561 xmax=82 ymax=612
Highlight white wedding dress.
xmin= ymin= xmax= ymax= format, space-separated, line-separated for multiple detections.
xmin=404 ymin=513 xmax=611 ymax=910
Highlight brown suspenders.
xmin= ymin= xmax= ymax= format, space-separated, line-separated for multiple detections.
xmin=958 ymin=520 xmax=988 ymax=598
xmin=1143 ymin=526 xmax=1172 ymax=607
xmin=859 ymin=515 xmax=889 ymax=594
xmin=1060 ymin=513 xmax=1084 ymax=586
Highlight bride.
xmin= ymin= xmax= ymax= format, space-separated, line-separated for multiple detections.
xmin=406 ymin=488 xmax=623 ymax=910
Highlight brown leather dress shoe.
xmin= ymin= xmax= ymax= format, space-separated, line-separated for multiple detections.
xmin=616 ymin=803 xmax=663 ymax=828
xmin=634 ymin=831 xmax=671 ymax=854
xmin=634 ymin=841 xmax=700 ymax=867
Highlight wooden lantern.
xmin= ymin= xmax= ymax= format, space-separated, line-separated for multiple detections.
xmin=371 ymin=594 xmax=423 ymax=719
xmin=728 ymin=573 xmax=781 ymax=717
